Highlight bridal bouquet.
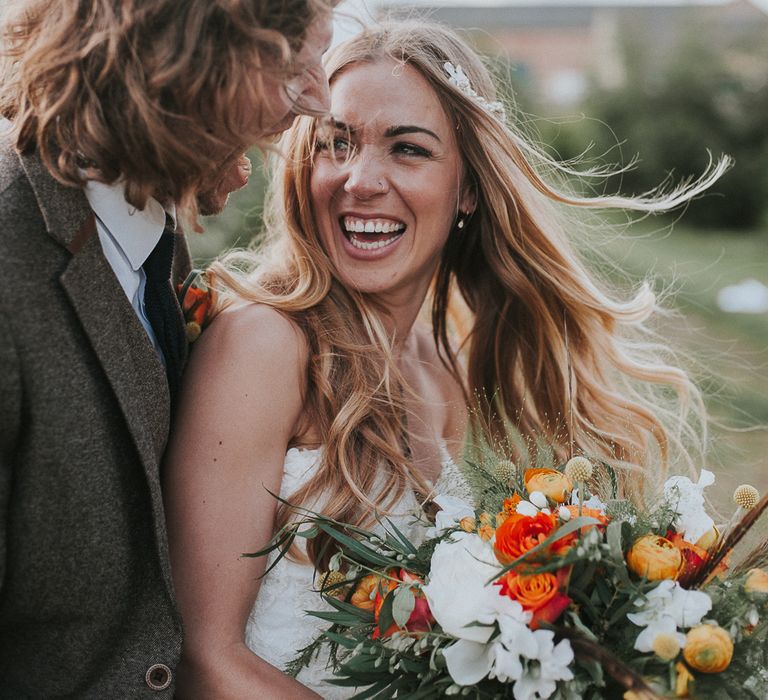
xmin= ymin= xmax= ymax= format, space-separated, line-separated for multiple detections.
xmin=261 ymin=457 xmax=768 ymax=699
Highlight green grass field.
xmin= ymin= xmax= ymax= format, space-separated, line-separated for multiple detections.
xmin=602 ymin=221 xmax=767 ymax=534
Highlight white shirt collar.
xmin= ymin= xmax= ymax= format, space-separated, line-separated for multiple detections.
xmin=84 ymin=179 xmax=176 ymax=271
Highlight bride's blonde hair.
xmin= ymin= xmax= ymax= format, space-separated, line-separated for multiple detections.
xmin=210 ymin=20 xmax=728 ymax=567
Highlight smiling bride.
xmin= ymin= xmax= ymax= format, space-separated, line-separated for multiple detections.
xmin=162 ymin=19 xmax=727 ymax=698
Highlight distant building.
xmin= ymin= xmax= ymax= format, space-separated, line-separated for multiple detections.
xmin=381 ymin=0 xmax=768 ymax=105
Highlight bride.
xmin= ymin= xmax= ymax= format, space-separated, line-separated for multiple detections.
xmin=163 ymin=19 xmax=727 ymax=698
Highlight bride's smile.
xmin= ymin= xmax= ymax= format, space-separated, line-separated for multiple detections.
xmin=310 ymin=58 xmax=474 ymax=305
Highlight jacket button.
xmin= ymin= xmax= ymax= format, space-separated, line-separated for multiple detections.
xmin=145 ymin=663 xmax=172 ymax=691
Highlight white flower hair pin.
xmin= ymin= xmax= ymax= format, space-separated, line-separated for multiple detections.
xmin=443 ymin=61 xmax=506 ymax=123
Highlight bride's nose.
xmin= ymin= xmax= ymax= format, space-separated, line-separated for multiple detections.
xmin=342 ymin=153 xmax=390 ymax=199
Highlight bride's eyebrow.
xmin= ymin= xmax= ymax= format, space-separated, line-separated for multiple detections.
xmin=384 ymin=125 xmax=441 ymax=143
xmin=330 ymin=119 xmax=355 ymax=133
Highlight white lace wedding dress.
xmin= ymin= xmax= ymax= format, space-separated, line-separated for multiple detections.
xmin=245 ymin=445 xmax=472 ymax=698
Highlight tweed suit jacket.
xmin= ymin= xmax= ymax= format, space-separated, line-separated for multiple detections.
xmin=0 ymin=132 xmax=190 ymax=697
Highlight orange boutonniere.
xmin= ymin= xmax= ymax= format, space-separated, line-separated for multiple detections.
xmin=176 ymin=270 xmax=215 ymax=342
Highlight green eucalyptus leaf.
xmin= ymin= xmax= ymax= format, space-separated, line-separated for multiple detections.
xmin=377 ymin=588 xmax=395 ymax=635
xmin=392 ymin=586 xmax=416 ymax=628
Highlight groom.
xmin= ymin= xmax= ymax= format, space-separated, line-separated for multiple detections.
xmin=0 ymin=0 xmax=331 ymax=695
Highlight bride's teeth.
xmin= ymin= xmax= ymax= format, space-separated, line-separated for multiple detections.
xmin=349 ymin=233 xmax=401 ymax=250
xmin=342 ymin=217 xmax=405 ymax=237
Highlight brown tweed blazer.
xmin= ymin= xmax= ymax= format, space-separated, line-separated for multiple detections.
xmin=0 ymin=132 xmax=190 ymax=697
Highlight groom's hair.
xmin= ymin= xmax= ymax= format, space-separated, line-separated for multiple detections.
xmin=0 ymin=0 xmax=330 ymax=214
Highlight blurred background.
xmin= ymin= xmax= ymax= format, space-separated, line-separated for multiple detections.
xmin=191 ymin=0 xmax=767 ymax=516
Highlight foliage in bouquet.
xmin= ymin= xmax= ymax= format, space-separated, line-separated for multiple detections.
xmin=253 ymin=454 xmax=768 ymax=699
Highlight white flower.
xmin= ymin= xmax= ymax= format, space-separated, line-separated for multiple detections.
xmin=570 ymin=489 xmax=608 ymax=514
xmin=513 ymin=630 xmax=574 ymax=700
xmin=746 ymin=606 xmax=759 ymax=627
xmin=627 ymin=580 xmax=712 ymax=653
xmin=427 ymin=494 xmax=476 ymax=537
xmin=633 ymin=616 xmax=686 ymax=653
xmin=423 ymin=532 xmax=506 ymax=643
xmin=490 ymin=613 xmax=539 ymax=682
xmin=516 ymin=500 xmax=540 ymax=517
xmin=443 ymin=639 xmax=495 ymax=685
xmin=663 ymin=469 xmax=715 ymax=543
xmin=515 ymin=495 xmax=552 ymax=517
xmin=442 ymin=609 xmax=537 ymax=685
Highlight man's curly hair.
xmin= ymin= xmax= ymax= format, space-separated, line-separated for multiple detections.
xmin=0 ymin=0 xmax=331 ymax=217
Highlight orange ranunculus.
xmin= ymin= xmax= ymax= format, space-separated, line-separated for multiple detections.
xmin=351 ymin=573 xmax=394 ymax=612
xmin=524 ymin=468 xmax=573 ymax=503
xmin=626 ymin=534 xmax=683 ymax=581
xmin=744 ymin=568 xmax=768 ymax=595
xmin=496 ymin=567 xmax=571 ymax=629
xmin=372 ymin=569 xmax=434 ymax=639
xmin=494 ymin=511 xmax=575 ymax=566
xmin=683 ymin=624 xmax=733 ymax=673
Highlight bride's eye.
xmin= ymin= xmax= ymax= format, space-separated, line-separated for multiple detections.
xmin=393 ymin=142 xmax=433 ymax=158
xmin=315 ymin=132 xmax=353 ymax=159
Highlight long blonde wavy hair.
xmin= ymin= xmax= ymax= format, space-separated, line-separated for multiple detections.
xmin=0 ymin=0 xmax=331 ymax=219
xmin=210 ymin=20 xmax=728 ymax=567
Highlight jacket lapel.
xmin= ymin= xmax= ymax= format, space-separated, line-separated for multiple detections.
xmin=60 ymin=231 xmax=171 ymax=466
xmin=18 ymin=150 xmax=176 ymax=585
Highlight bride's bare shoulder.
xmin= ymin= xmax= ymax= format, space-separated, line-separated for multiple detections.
xmin=188 ymin=301 xmax=309 ymax=383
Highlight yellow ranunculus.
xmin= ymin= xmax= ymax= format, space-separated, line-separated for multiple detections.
xmin=683 ymin=624 xmax=733 ymax=673
xmin=675 ymin=661 xmax=694 ymax=697
xmin=626 ymin=534 xmax=683 ymax=581
xmin=744 ymin=568 xmax=768 ymax=594
xmin=459 ymin=516 xmax=476 ymax=532
xmin=524 ymin=468 xmax=573 ymax=503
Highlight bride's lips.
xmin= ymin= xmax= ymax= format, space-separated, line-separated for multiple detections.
xmin=338 ymin=214 xmax=406 ymax=259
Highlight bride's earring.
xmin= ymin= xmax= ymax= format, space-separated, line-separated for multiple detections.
xmin=456 ymin=212 xmax=468 ymax=230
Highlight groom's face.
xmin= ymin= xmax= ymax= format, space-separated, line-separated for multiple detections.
xmin=196 ymin=153 xmax=252 ymax=216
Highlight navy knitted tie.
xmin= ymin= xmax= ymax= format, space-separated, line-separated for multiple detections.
xmin=142 ymin=225 xmax=186 ymax=402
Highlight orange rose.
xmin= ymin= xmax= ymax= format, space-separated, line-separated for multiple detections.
xmin=496 ymin=567 xmax=571 ymax=629
xmin=524 ymin=468 xmax=573 ymax=503
xmin=627 ymin=535 xmax=683 ymax=581
xmin=494 ymin=511 xmax=575 ymax=566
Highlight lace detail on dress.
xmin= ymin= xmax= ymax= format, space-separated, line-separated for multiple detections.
xmin=244 ymin=444 xmax=471 ymax=697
